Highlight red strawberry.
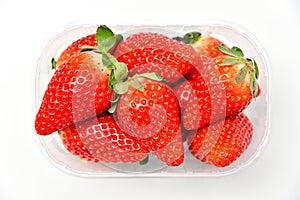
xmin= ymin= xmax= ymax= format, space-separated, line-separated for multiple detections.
xmin=115 ymin=76 xmax=184 ymax=166
xmin=35 ymin=25 xmax=127 ymax=135
xmin=35 ymin=51 xmax=113 ymax=135
xmin=56 ymin=33 xmax=123 ymax=67
xmin=59 ymin=123 xmax=100 ymax=162
xmin=173 ymin=32 xmax=228 ymax=58
xmin=174 ymin=45 xmax=260 ymax=130
xmin=56 ymin=34 xmax=97 ymax=67
xmin=114 ymin=32 xmax=200 ymax=83
xmin=59 ymin=112 xmax=148 ymax=162
xmin=188 ymin=113 xmax=253 ymax=167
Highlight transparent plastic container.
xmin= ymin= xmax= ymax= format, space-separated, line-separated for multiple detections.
xmin=34 ymin=22 xmax=270 ymax=177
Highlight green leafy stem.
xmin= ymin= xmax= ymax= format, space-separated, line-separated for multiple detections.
xmin=217 ymin=44 xmax=260 ymax=98
xmin=79 ymin=25 xmax=165 ymax=113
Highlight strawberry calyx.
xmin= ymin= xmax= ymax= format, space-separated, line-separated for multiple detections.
xmin=139 ymin=155 xmax=149 ymax=165
xmin=96 ymin=25 xmax=118 ymax=52
xmin=173 ymin=32 xmax=202 ymax=44
xmin=108 ymin=71 xmax=164 ymax=113
xmin=77 ymin=25 xmax=129 ymax=91
xmin=217 ymin=44 xmax=260 ymax=98
xmin=51 ymin=57 xmax=57 ymax=70
xmin=173 ymin=32 xmax=227 ymax=58
xmin=80 ymin=26 xmax=164 ymax=114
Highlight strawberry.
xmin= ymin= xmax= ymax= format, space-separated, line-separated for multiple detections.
xmin=59 ymin=112 xmax=148 ymax=162
xmin=56 ymin=33 xmax=123 ymax=67
xmin=35 ymin=25 xmax=125 ymax=135
xmin=174 ymin=45 xmax=260 ymax=130
xmin=56 ymin=34 xmax=97 ymax=67
xmin=35 ymin=51 xmax=113 ymax=135
xmin=173 ymin=32 xmax=228 ymax=58
xmin=59 ymin=122 xmax=100 ymax=162
xmin=115 ymin=75 xmax=184 ymax=166
xmin=188 ymin=113 xmax=253 ymax=167
xmin=114 ymin=32 xmax=200 ymax=83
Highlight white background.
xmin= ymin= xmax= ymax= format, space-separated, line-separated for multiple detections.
xmin=0 ymin=0 xmax=300 ymax=199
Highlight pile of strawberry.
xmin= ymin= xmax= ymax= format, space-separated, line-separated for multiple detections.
xmin=35 ymin=25 xmax=260 ymax=168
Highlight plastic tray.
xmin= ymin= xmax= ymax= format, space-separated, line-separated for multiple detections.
xmin=34 ymin=22 xmax=270 ymax=177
